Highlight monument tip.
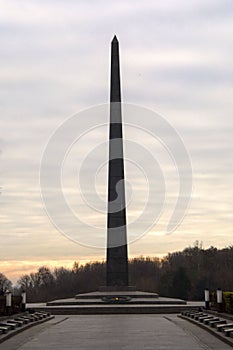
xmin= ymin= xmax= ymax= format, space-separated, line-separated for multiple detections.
xmin=112 ymin=35 xmax=119 ymax=43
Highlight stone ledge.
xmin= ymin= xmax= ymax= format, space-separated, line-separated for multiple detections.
xmin=179 ymin=313 xmax=233 ymax=348
xmin=75 ymin=290 xmax=159 ymax=299
xmin=0 ymin=313 xmax=54 ymax=344
xmin=98 ymin=286 xmax=137 ymax=292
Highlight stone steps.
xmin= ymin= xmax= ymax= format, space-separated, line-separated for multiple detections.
xmin=33 ymin=303 xmax=201 ymax=315
xmin=76 ymin=290 xmax=159 ymax=299
xmin=180 ymin=309 xmax=233 ymax=347
xmin=0 ymin=311 xmax=54 ymax=344
xmin=48 ymin=297 xmax=186 ymax=306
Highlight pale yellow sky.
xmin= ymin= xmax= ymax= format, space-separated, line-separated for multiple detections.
xmin=0 ymin=0 xmax=233 ymax=284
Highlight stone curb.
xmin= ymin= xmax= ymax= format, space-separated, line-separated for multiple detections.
xmin=0 ymin=314 xmax=54 ymax=344
xmin=206 ymin=310 xmax=233 ymax=323
xmin=33 ymin=305 xmax=200 ymax=315
xmin=179 ymin=314 xmax=233 ymax=348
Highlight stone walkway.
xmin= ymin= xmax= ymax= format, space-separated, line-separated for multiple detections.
xmin=0 ymin=314 xmax=232 ymax=350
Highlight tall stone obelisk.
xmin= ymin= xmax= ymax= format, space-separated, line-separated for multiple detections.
xmin=106 ymin=36 xmax=128 ymax=287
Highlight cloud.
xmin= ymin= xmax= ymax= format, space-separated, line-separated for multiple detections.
xmin=0 ymin=0 xmax=232 ymax=281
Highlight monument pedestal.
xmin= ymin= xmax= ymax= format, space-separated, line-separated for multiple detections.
xmin=98 ymin=286 xmax=137 ymax=292
xmin=45 ymin=292 xmax=188 ymax=314
xmin=75 ymin=290 xmax=159 ymax=300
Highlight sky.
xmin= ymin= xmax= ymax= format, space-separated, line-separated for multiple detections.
xmin=0 ymin=0 xmax=233 ymax=283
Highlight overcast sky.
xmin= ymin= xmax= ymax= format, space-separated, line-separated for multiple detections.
xmin=0 ymin=0 xmax=233 ymax=282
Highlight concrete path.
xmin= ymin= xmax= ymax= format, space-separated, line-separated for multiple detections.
xmin=0 ymin=314 xmax=232 ymax=350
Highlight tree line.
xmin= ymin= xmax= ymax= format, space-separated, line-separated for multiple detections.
xmin=1 ymin=242 xmax=233 ymax=302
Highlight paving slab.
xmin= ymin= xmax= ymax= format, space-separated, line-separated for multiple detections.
xmin=0 ymin=314 xmax=231 ymax=350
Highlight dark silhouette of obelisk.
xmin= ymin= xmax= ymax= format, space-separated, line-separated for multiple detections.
xmin=106 ymin=36 xmax=129 ymax=287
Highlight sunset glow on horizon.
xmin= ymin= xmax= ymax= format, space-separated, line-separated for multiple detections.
xmin=1 ymin=0 xmax=232 ymax=284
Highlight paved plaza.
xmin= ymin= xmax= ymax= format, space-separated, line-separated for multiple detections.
xmin=0 ymin=314 xmax=232 ymax=350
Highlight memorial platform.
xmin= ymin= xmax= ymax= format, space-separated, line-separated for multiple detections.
xmin=24 ymin=291 xmax=202 ymax=315
xmin=29 ymin=302 xmax=201 ymax=315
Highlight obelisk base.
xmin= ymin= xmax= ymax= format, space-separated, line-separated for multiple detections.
xmin=98 ymin=285 xmax=136 ymax=292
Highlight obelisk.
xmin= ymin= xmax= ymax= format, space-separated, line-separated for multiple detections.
xmin=106 ymin=36 xmax=128 ymax=287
